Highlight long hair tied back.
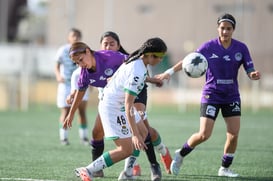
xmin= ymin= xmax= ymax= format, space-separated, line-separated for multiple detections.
xmin=69 ymin=42 xmax=94 ymax=59
xmin=125 ymin=37 xmax=167 ymax=64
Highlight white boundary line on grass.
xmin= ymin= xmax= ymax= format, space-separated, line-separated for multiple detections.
xmin=0 ymin=178 xmax=61 ymax=181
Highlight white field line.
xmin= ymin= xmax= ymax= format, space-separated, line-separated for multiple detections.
xmin=0 ymin=178 xmax=61 ymax=181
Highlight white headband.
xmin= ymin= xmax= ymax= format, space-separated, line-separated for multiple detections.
xmin=218 ymin=18 xmax=235 ymax=26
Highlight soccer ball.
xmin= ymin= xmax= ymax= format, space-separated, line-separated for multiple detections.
xmin=182 ymin=52 xmax=208 ymax=78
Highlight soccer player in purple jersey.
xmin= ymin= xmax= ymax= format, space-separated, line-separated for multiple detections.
xmin=155 ymin=13 xmax=261 ymax=177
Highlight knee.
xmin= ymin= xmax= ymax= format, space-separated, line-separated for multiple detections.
xmin=199 ymin=133 xmax=211 ymax=142
xmin=227 ymin=133 xmax=239 ymax=142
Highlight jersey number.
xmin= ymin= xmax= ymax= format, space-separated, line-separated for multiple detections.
xmin=117 ymin=115 xmax=126 ymax=125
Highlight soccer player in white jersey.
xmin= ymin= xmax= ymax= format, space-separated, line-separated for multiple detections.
xmin=64 ymin=37 xmax=167 ymax=181
xmin=54 ymin=28 xmax=89 ymax=145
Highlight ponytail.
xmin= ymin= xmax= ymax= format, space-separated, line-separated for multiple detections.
xmin=125 ymin=37 xmax=167 ymax=64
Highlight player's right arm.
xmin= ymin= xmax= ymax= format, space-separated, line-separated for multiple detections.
xmin=63 ymin=89 xmax=86 ymax=129
xmin=54 ymin=62 xmax=64 ymax=83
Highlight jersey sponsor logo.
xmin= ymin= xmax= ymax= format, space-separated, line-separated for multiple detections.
xmin=206 ymin=105 xmax=216 ymax=117
xmin=235 ymin=52 xmax=242 ymax=61
xmin=209 ymin=53 xmax=219 ymax=59
xmin=134 ymin=76 xmax=140 ymax=82
xmin=89 ymin=79 xmax=96 ymax=84
xmin=246 ymin=61 xmax=253 ymax=66
xmin=223 ymin=55 xmax=231 ymax=61
xmin=230 ymin=101 xmax=241 ymax=112
xmin=216 ymin=79 xmax=234 ymax=84
xmin=105 ymin=68 xmax=113 ymax=76
xmin=100 ymin=76 xmax=107 ymax=81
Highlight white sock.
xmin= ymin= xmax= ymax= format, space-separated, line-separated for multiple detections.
xmin=124 ymin=156 xmax=137 ymax=176
xmin=154 ymin=143 xmax=167 ymax=156
xmin=59 ymin=128 xmax=68 ymax=140
xmin=86 ymin=155 xmax=107 ymax=173
xmin=79 ymin=127 xmax=88 ymax=139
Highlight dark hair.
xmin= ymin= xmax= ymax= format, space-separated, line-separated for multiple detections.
xmin=125 ymin=37 xmax=167 ymax=64
xmin=69 ymin=42 xmax=94 ymax=60
xmin=70 ymin=28 xmax=82 ymax=39
xmin=100 ymin=31 xmax=129 ymax=55
xmin=217 ymin=13 xmax=236 ymax=29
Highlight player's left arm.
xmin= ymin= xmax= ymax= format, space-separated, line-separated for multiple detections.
xmin=154 ymin=60 xmax=183 ymax=81
xmin=124 ymin=92 xmax=146 ymax=150
xmin=145 ymin=76 xmax=163 ymax=87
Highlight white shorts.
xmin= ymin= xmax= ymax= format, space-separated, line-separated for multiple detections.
xmin=71 ymin=67 xmax=90 ymax=101
xmin=57 ymin=83 xmax=71 ymax=108
xmin=81 ymin=87 xmax=90 ymax=101
xmin=98 ymin=101 xmax=141 ymax=140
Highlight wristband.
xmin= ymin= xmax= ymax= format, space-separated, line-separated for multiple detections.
xmin=164 ymin=68 xmax=175 ymax=76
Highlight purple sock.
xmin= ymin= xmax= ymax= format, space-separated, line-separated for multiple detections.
xmin=222 ymin=154 xmax=234 ymax=168
xmin=180 ymin=142 xmax=194 ymax=157
xmin=91 ymin=139 xmax=104 ymax=161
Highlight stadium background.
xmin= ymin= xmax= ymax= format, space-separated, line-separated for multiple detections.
xmin=0 ymin=0 xmax=272 ymax=111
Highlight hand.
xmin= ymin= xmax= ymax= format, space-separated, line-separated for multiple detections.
xmin=57 ymin=76 xmax=65 ymax=83
xmin=132 ymin=135 xmax=146 ymax=151
xmin=66 ymin=94 xmax=74 ymax=105
xmin=249 ymin=70 xmax=261 ymax=80
xmin=147 ymin=77 xmax=164 ymax=87
xmin=154 ymin=73 xmax=171 ymax=82
xmin=63 ymin=114 xmax=73 ymax=129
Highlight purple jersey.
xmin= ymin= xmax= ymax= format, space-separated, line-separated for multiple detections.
xmin=197 ymin=38 xmax=255 ymax=104
xmin=77 ymin=50 xmax=127 ymax=90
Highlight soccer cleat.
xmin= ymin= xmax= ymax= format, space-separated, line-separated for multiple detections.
xmin=92 ymin=170 xmax=104 ymax=177
xmin=150 ymin=163 xmax=162 ymax=181
xmin=133 ymin=164 xmax=141 ymax=176
xmin=170 ymin=149 xmax=183 ymax=175
xmin=75 ymin=167 xmax=92 ymax=181
xmin=218 ymin=166 xmax=239 ymax=177
xmin=160 ymin=147 xmax=172 ymax=174
xmin=60 ymin=139 xmax=69 ymax=145
xmin=118 ymin=170 xmax=137 ymax=180
xmin=81 ymin=138 xmax=89 ymax=146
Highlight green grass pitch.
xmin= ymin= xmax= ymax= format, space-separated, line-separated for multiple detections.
xmin=0 ymin=104 xmax=272 ymax=181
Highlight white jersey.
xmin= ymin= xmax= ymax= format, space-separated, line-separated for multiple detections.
xmin=71 ymin=67 xmax=90 ymax=101
xmin=101 ymin=59 xmax=147 ymax=109
xmin=55 ymin=44 xmax=77 ymax=85
xmin=98 ymin=59 xmax=147 ymax=139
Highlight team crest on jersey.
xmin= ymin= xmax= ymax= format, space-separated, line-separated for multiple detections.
xmin=235 ymin=52 xmax=242 ymax=61
xmin=121 ymin=125 xmax=129 ymax=135
xmin=104 ymin=68 xmax=113 ymax=76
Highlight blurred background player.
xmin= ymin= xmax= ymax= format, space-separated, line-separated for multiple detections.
xmin=54 ymin=28 xmax=89 ymax=145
